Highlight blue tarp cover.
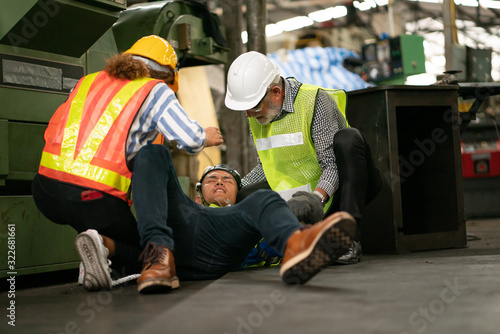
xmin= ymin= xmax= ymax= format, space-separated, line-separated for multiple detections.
xmin=267 ymin=47 xmax=371 ymax=92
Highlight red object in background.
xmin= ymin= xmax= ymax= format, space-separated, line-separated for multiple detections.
xmin=461 ymin=140 xmax=500 ymax=178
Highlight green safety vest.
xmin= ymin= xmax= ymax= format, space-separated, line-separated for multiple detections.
xmin=248 ymin=79 xmax=348 ymax=213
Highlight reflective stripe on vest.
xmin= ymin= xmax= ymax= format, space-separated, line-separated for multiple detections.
xmin=249 ymin=81 xmax=348 ymax=213
xmin=39 ymin=72 xmax=159 ymax=202
xmin=256 ymin=132 xmax=304 ymax=151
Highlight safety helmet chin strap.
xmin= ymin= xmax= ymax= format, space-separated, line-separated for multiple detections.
xmin=196 ymin=186 xmax=210 ymax=207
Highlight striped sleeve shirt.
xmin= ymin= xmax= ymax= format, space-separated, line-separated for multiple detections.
xmin=241 ymin=77 xmax=347 ymax=198
xmin=126 ymin=82 xmax=205 ymax=162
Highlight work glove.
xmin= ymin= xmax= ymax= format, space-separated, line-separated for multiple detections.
xmin=287 ymin=191 xmax=324 ymax=225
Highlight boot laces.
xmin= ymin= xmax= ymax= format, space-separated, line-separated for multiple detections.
xmin=139 ymin=242 xmax=170 ymax=266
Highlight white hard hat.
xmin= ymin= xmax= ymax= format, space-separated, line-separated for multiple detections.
xmin=225 ymin=51 xmax=281 ymax=111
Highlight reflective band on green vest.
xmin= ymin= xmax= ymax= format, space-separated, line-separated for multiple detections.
xmin=249 ymin=80 xmax=348 ymax=213
xmin=256 ymin=132 xmax=304 ymax=151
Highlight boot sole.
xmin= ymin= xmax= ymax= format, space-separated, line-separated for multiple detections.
xmin=280 ymin=212 xmax=356 ymax=285
xmin=75 ymin=233 xmax=112 ymax=291
xmin=138 ymin=277 xmax=180 ymax=294
xmin=336 ymin=254 xmax=362 ymax=265
xmin=336 ymin=240 xmax=363 ymax=265
xmin=336 ymin=256 xmax=362 ymax=265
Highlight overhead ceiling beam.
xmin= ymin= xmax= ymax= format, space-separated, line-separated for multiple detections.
xmin=267 ymin=0 xmax=348 ymax=9
xmin=484 ymin=6 xmax=500 ymax=19
xmin=402 ymin=0 xmax=500 ymax=27
xmin=402 ymin=0 xmax=495 ymax=49
xmin=455 ymin=3 xmax=499 ymax=35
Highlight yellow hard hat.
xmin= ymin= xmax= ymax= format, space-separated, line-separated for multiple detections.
xmin=124 ymin=35 xmax=179 ymax=92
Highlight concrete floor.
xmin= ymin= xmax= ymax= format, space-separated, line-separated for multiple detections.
xmin=2 ymin=218 xmax=500 ymax=334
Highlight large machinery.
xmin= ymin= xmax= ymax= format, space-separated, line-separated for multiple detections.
xmin=360 ymin=35 xmax=426 ymax=85
xmin=0 ymin=0 xmax=227 ymax=277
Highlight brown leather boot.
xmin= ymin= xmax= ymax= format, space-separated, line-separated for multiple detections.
xmin=137 ymin=242 xmax=180 ymax=294
xmin=280 ymin=211 xmax=357 ymax=285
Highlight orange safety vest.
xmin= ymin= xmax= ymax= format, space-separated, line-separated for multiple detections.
xmin=39 ymin=71 xmax=160 ymax=203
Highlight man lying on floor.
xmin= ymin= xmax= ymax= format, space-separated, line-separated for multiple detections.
xmin=76 ymin=160 xmax=356 ymax=294
xmin=195 ymin=164 xmax=283 ymax=269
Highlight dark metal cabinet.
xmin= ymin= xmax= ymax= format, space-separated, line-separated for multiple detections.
xmin=346 ymin=85 xmax=467 ymax=253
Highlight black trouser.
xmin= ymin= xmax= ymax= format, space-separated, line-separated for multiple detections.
xmin=327 ymin=128 xmax=382 ymax=229
xmin=32 ymin=145 xmax=300 ymax=280
xmin=237 ymin=128 xmax=382 ymax=230
xmin=32 ymin=173 xmax=143 ymax=276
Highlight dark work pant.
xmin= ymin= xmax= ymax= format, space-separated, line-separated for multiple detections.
xmin=327 ymin=128 xmax=383 ymax=230
xmin=32 ymin=173 xmax=143 ymax=276
xmin=131 ymin=145 xmax=300 ymax=280
xmin=33 ymin=145 xmax=300 ymax=280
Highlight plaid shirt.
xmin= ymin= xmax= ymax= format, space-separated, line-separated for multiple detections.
xmin=241 ymin=77 xmax=347 ymax=198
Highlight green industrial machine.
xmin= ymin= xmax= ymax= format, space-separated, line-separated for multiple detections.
xmin=0 ymin=0 xmax=227 ymax=278
xmin=113 ymin=1 xmax=228 ymax=66
xmin=361 ymin=34 xmax=426 ymax=85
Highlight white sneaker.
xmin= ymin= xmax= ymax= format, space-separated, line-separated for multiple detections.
xmin=75 ymin=229 xmax=112 ymax=291
xmin=78 ymin=262 xmax=84 ymax=285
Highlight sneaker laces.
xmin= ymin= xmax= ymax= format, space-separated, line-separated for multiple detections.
xmin=112 ymin=273 xmax=141 ymax=287
xmin=105 ymin=258 xmax=142 ymax=287
xmin=78 ymin=248 xmax=141 ymax=288
xmin=96 ymin=231 xmax=141 ymax=287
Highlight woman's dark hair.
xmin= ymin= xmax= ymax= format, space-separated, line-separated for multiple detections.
xmin=104 ymin=53 xmax=175 ymax=85
xmin=104 ymin=54 xmax=149 ymax=80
